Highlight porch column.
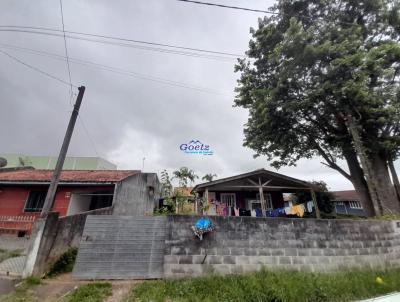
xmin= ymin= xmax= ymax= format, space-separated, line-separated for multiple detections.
xmin=258 ymin=178 xmax=266 ymax=216
xmin=311 ymin=189 xmax=321 ymax=219
xmin=204 ymin=188 xmax=209 ymax=215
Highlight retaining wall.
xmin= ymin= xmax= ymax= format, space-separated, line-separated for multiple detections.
xmin=164 ymin=216 xmax=400 ymax=278
xmin=24 ymin=207 xmax=113 ymax=276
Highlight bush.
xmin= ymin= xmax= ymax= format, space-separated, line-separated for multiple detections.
xmin=47 ymin=247 xmax=78 ymax=277
xmin=25 ymin=276 xmax=41 ymax=286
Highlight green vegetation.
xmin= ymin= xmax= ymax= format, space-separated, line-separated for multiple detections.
xmin=64 ymin=283 xmax=112 ymax=302
xmin=47 ymin=247 xmax=78 ymax=277
xmin=0 ymin=278 xmax=41 ymax=302
xmin=235 ymin=0 xmax=400 ymax=217
xmin=128 ymin=268 xmax=400 ymax=302
xmin=25 ymin=277 xmax=41 ymax=286
xmin=0 ymin=248 xmax=22 ymax=263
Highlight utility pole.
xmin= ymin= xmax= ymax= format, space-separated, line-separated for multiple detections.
xmin=41 ymin=86 xmax=85 ymax=218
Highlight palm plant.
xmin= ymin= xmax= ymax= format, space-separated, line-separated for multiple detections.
xmin=202 ymin=173 xmax=217 ymax=182
xmin=172 ymin=167 xmax=198 ymax=188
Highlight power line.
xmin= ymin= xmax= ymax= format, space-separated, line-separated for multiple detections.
xmin=0 ymin=42 xmax=232 ymax=96
xmin=58 ymin=0 xmax=74 ymax=104
xmin=177 ymin=0 xmax=356 ymax=26
xmin=0 ymin=28 xmax=236 ymax=62
xmin=0 ymin=25 xmax=244 ymax=59
xmin=177 ymin=0 xmax=273 ymax=14
xmin=78 ymin=114 xmax=100 ymax=158
xmin=0 ymin=48 xmax=77 ymax=87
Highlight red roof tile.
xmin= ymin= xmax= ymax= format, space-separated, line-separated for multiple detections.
xmin=0 ymin=169 xmax=140 ymax=183
xmin=331 ymin=190 xmax=360 ymax=201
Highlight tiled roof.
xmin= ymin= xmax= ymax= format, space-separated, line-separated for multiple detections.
xmin=0 ymin=168 xmax=140 ymax=183
xmin=331 ymin=190 xmax=360 ymax=201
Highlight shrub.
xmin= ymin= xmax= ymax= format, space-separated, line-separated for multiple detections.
xmin=47 ymin=247 xmax=78 ymax=277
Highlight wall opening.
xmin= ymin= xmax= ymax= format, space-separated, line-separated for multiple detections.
xmin=67 ymin=191 xmax=114 ymax=216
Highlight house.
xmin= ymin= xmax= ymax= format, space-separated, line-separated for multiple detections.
xmin=0 ymin=154 xmax=116 ymax=170
xmin=0 ymin=167 xmax=160 ymax=234
xmin=330 ymin=190 xmax=365 ymax=217
xmin=192 ymin=169 xmax=320 ymax=217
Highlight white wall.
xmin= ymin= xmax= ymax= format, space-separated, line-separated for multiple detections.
xmin=67 ymin=194 xmax=91 ymax=216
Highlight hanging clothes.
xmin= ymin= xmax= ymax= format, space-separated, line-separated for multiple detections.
xmin=207 ymin=204 xmax=217 ymax=216
xmin=255 ymin=208 xmax=263 ymax=217
xmin=251 ymin=209 xmax=257 ymax=217
xmin=306 ymin=201 xmax=314 ymax=213
xmin=292 ymin=204 xmax=305 ymax=217
xmin=284 ymin=207 xmax=292 ymax=215
xmin=234 ymin=207 xmax=239 ymax=217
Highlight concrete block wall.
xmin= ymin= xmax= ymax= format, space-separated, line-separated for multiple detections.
xmin=164 ymin=216 xmax=400 ymax=278
xmin=24 ymin=207 xmax=113 ymax=277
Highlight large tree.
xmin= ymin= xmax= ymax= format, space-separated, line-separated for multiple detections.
xmin=235 ymin=0 xmax=400 ymax=215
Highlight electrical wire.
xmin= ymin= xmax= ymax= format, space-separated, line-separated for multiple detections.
xmin=176 ymin=0 xmax=356 ymax=26
xmin=78 ymin=114 xmax=100 ymax=158
xmin=0 ymin=25 xmax=244 ymax=60
xmin=0 ymin=42 xmax=232 ymax=96
xmin=0 ymin=48 xmax=77 ymax=87
xmin=58 ymin=0 xmax=74 ymax=105
xmin=177 ymin=0 xmax=272 ymax=14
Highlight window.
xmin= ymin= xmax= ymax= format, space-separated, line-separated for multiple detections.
xmin=349 ymin=201 xmax=362 ymax=209
xmin=220 ymin=193 xmax=236 ymax=207
xmin=24 ymin=191 xmax=47 ymax=212
xmin=256 ymin=193 xmax=273 ymax=209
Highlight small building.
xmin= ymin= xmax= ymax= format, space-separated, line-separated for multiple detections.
xmin=0 ymin=167 xmax=160 ymax=234
xmin=192 ymin=169 xmax=320 ymax=217
xmin=330 ymin=190 xmax=365 ymax=217
xmin=0 ymin=154 xmax=116 ymax=170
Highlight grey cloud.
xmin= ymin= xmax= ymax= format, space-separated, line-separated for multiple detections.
xmin=0 ymin=0 xmax=366 ymax=190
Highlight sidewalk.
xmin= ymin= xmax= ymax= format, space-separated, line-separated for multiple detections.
xmin=359 ymin=293 xmax=400 ymax=301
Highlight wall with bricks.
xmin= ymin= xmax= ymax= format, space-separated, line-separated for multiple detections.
xmin=164 ymin=215 xmax=400 ymax=278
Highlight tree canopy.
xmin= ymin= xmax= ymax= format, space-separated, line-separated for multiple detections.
xmin=235 ymin=0 xmax=400 ymax=215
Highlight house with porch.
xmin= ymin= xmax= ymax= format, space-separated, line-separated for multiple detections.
xmin=193 ymin=169 xmax=321 ymax=218
xmin=330 ymin=190 xmax=365 ymax=217
xmin=0 ymin=167 xmax=160 ymax=235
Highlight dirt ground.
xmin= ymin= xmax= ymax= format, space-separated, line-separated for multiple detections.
xmin=1 ymin=273 xmax=142 ymax=302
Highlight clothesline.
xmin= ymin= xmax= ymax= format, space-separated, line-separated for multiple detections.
xmin=206 ymin=200 xmax=315 ymax=218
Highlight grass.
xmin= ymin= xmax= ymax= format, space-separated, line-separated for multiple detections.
xmin=0 ymin=277 xmax=41 ymax=302
xmin=0 ymin=248 xmax=23 ymax=263
xmin=63 ymin=282 xmax=112 ymax=302
xmin=128 ymin=268 xmax=400 ymax=302
xmin=46 ymin=247 xmax=78 ymax=277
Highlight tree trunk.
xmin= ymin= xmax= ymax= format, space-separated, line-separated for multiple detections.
xmin=343 ymin=149 xmax=375 ymax=217
xmin=388 ymin=159 xmax=400 ymax=204
xmin=346 ymin=115 xmax=383 ymax=215
xmin=370 ymin=154 xmax=400 ymax=214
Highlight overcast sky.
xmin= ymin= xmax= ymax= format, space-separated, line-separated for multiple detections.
xmin=2 ymin=0 xmax=392 ymax=190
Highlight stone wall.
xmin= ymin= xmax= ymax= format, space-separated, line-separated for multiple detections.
xmin=164 ymin=215 xmax=400 ymax=278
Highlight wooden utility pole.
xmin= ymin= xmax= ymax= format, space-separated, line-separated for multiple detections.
xmin=41 ymin=86 xmax=85 ymax=218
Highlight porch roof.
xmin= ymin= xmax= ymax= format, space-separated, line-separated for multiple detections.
xmin=193 ymin=169 xmax=319 ymax=193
